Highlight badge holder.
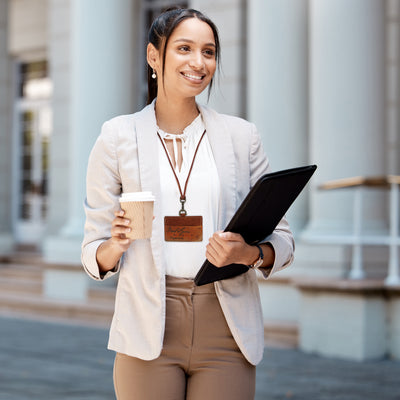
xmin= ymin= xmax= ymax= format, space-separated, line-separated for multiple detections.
xmin=158 ymin=131 xmax=206 ymax=242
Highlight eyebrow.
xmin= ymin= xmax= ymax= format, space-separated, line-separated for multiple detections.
xmin=173 ymin=38 xmax=216 ymax=48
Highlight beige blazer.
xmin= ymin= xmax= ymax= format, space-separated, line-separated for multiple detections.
xmin=81 ymin=102 xmax=294 ymax=366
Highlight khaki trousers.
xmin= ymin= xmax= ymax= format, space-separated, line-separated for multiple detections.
xmin=113 ymin=276 xmax=256 ymax=400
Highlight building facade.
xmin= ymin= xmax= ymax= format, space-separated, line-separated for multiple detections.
xmin=1 ymin=0 xmax=399 ymax=360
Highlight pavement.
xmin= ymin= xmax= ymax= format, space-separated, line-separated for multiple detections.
xmin=0 ymin=316 xmax=399 ymax=400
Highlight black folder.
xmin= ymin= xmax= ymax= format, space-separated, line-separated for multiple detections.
xmin=194 ymin=164 xmax=317 ymax=286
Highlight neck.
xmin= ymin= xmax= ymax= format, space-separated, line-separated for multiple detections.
xmin=155 ymin=95 xmax=199 ymax=134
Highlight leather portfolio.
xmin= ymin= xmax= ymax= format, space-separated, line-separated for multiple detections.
xmin=194 ymin=164 xmax=317 ymax=286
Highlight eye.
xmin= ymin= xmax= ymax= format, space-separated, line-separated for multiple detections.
xmin=203 ymin=48 xmax=215 ymax=58
xmin=178 ymin=45 xmax=190 ymax=52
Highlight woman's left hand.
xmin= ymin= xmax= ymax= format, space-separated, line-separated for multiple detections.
xmin=205 ymin=231 xmax=259 ymax=268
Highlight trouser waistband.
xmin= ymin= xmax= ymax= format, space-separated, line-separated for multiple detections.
xmin=165 ymin=275 xmax=215 ymax=295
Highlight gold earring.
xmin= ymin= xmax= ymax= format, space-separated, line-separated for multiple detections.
xmin=152 ymin=69 xmax=156 ymax=79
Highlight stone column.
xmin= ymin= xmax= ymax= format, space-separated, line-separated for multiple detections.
xmin=43 ymin=0 xmax=135 ymax=264
xmin=247 ymin=0 xmax=309 ymax=234
xmin=0 ymin=0 xmax=14 ymax=254
xmin=386 ymin=0 xmax=400 ymax=175
xmin=192 ymin=0 xmax=247 ymax=116
xmin=300 ymin=0 xmax=386 ymax=276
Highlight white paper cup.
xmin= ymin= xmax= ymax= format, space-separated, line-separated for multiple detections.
xmin=119 ymin=192 xmax=155 ymax=239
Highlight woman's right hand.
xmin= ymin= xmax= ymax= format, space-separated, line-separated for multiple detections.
xmin=110 ymin=210 xmax=135 ymax=252
xmin=96 ymin=210 xmax=135 ymax=274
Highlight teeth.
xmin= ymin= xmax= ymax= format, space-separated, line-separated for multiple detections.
xmin=184 ymin=73 xmax=203 ymax=80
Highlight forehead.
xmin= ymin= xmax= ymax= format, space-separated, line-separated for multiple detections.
xmin=170 ymin=17 xmax=215 ymax=44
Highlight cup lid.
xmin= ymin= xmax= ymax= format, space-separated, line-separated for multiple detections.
xmin=119 ymin=191 xmax=155 ymax=202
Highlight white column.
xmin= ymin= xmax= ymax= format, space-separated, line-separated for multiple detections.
xmin=303 ymin=0 xmax=386 ymax=245
xmin=386 ymin=0 xmax=400 ymax=174
xmin=247 ymin=0 xmax=309 ymax=234
xmin=192 ymin=0 xmax=246 ymax=116
xmin=43 ymin=0 xmax=134 ymax=264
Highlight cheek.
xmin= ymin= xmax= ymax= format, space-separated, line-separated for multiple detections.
xmin=207 ymin=61 xmax=217 ymax=76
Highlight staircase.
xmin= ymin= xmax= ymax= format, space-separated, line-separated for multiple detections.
xmin=0 ymin=251 xmax=115 ymax=328
xmin=0 ymin=251 xmax=299 ymax=348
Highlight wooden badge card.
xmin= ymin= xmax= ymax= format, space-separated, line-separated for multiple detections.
xmin=164 ymin=216 xmax=203 ymax=242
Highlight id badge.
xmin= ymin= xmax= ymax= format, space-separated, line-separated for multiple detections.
xmin=164 ymin=216 xmax=203 ymax=242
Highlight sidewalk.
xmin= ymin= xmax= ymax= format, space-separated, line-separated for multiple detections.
xmin=0 ymin=316 xmax=398 ymax=400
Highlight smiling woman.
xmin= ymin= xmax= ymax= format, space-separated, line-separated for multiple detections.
xmin=81 ymin=7 xmax=294 ymax=400
xmin=146 ymin=8 xmax=220 ymax=107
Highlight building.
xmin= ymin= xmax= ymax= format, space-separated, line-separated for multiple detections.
xmin=0 ymin=0 xmax=399 ymax=360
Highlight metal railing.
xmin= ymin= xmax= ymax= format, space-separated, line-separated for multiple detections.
xmin=316 ymin=176 xmax=400 ymax=286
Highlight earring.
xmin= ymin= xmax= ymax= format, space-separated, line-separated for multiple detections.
xmin=152 ymin=69 xmax=156 ymax=79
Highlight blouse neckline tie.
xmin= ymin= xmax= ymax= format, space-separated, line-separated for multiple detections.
xmin=158 ymin=131 xmax=189 ymax=172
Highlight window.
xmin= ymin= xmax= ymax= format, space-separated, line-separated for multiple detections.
xmin=14 ymin=60 xmax=52 ymax=244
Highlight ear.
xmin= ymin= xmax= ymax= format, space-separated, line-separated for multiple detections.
xmin=147 ymin=43 xmax=160 ymax=71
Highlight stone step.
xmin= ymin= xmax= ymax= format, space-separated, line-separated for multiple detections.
xmin=0 ymin=248 xmax=43 ymax=266
xmin=0 ymin=258 xmax=116 ymax=327
xmin=0 ymin=276 xmax=42 ymax=295
xmin=0 ymin=263 xmax=43 ymax=281
xmin=0 ymin=292 xmax=114 ymax=328
xmin=264 ymin=320 xmax=298 ymax=349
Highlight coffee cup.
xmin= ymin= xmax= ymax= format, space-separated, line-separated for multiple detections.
xmin=119 ymin=191 xmax=155 ymax=239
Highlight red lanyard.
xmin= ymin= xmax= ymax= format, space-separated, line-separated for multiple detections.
xmin=157 ymin=130 xmax=206 ymax=216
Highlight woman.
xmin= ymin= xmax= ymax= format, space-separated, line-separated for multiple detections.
xmin=82 ymin=7 xmax=294 ymax=400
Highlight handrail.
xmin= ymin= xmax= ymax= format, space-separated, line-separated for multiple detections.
xmin=319 ymin=175 xmax=400 ymax=190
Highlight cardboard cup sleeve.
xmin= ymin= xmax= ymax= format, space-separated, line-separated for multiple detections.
xmin=120 ymin=200 xmax=154 ymax=239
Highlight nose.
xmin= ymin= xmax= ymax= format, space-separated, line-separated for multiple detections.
xmin=189 ymin=50 xmax=205 ymax=70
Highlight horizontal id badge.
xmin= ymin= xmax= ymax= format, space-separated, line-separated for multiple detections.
xmin=164 ymin=216 xmax=203 ymax=242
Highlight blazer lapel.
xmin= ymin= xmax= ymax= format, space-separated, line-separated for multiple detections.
xmin=199 ymin=105 xmax=237 ymax=230
xmin=135 ymin=103 xmax=160 ymax=196
xmin=135 ymin=102 xmax=164 ymax=275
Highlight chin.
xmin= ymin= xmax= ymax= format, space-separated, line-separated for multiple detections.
xmin=179 ymin=86 xmax=207 ymax=98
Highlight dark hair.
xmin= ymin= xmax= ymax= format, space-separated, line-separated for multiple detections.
xmin=146 ymin=7 xmax=221 ymax=105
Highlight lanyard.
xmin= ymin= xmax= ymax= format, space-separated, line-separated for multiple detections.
xmin=157 ymin=130 xmax=206 ymax=216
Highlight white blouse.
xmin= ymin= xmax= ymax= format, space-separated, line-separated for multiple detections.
xmin=158 ymin=114 xmax=220 ymax=278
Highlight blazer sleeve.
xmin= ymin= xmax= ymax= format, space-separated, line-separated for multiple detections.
xmin=249 ymin=124 xmax=295 ymax=279
xmin=81 ymin=120 xmax=122 ymax=281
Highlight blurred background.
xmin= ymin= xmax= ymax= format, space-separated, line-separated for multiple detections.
xmin=0 ymin=0 xmax=399 ymax=371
